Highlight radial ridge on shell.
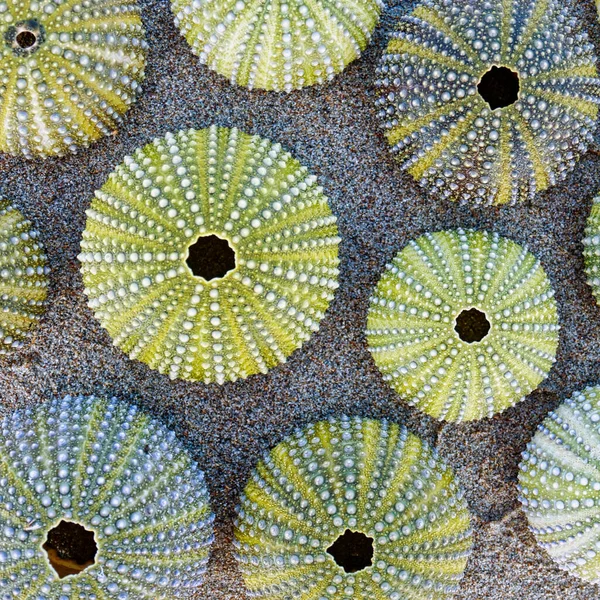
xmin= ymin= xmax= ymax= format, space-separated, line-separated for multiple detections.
xmin=366 ymin=229 xmax=559 ymax=422
xmin=0 ymin=0 xmax=147 ymax=158
xmin=375 ymin=0 xmax=600 ymax=205
xmin=79 ymin=126 xmax=340 ymax=383
xmin=0 ymin=394 xmax=214 ymax=598
xmin=583 ymin=192 xmax=600 ymax=303
xmin=234 ymin=416 xmax=473 ymax=599
xmin=519 ymin=385 xmax=600 ymax=584
xmin=170 ymin=0 xmax=383 ymax=91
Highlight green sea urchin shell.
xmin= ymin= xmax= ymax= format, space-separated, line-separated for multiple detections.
xmin=518 ymin=385 xmax=600 ymax=584
xmin=583 ymin=193 xmax=600 ymax=303
xmin=0 ymin=394 xmax=214 ymax=598
xmin=234 ymin=416 xmax=473 ymax=599
xmin=0 ymin=0 xmax=147 ymax=158
xmin=0 ymin=197 xmax=48 ymax=353
xmin=366 ymin=229 xmax=559 ymax=422
xmin=78 ymin=126 xmax=340 ymax=383
xmin=375 ymin=0 xmax=600 ymax=205
xmin=170 ymin=0 xmax=383 ymax=92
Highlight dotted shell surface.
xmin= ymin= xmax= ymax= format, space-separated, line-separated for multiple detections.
xmin=78 ymin=126 xmax=340 ymax=384
xmin=0 ymin=394 xmax=214 ymax=599
xmin=583 ymin=193 xmax=600 ymax=303
xmin=375 ymin=0 xmax=600 ymax=205
xmin=366 ymin=229 xmax=559 ymax=422
xmin=170 ymin=0 xmax=383 ymax=91
xmin=234 ymin=416 xmax=473 ymax=599
xmin=0 ymin=197 xmax=48 ymax=353
xmin=0 ymin=0 xmax=147 ymax=158
xmin=519 ymin=386 xmax=600 ymax=584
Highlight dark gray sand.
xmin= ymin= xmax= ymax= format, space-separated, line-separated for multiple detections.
xmin=2 ymin=0 xmax=600 ymax=597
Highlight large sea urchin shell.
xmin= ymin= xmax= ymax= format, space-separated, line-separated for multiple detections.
xmin=375 ymin=0 xmax=600 ymax=205
xmin=0 ymin=197 xmax=49 ymax=353
xmin=518 ymin=386 xmax=600 ymax=583
xmin=234 ymin=416 xmax=473 ymax=599
xmin=0 ymin=394 xmax=214 ymax=598
xmin=79 ymin=126 xmax=340 ymax=383
xmin=366 ymin=229 xmax=559 ymax=422
xmin=583 ymin=192 xmax=600 ymax=303
xmin=0 ymin=0 xmax=147 ymax=158
xmin=170 ymin=0 xmax=383 ymax=92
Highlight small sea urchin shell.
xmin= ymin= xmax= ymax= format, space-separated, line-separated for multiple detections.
xmin=366 ymin=229 xmax=559 ymax=422
xmin=0 ymin=197 xmax=48 ymax=353
xmin=170 ymin=0 xmax=383 ymax=92
xmin=234 ymin=416 xmax=473 ymax=599
xmin=79 ymin=126 xmax=340 ymax=383
xmin=583 ymin=193 xmax=600 ymax=303
xmin=375 ymin=0 xmax=600 ymax=205
xmin=0 ymin=394 xmax=214 ymax=598
xmin=0 ymin=0 xmax=147 ymax=158
xmin=518 ymin=386 xmax=600 ymax=584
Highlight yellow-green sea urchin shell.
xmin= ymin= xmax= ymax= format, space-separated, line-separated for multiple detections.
xmin=0 ymin=0 xmax=147 ymax=158
xmin=518 ymin=386 xmax=600 ymax=584
xmin=170 ymin=0 xmax=383 ymax=92
xmin=0 ymin=197 xmax=48 ymax=353
xmin=234 ymin=416 xmax=473 ymax=599
xmin=375 ymin=0 xmax=600 ymax=205
xmin=366 ymin=229 xmax=559 ymax=422
xmin=78 ymin=126 xmax=340 ymax=383
xmin=583 ymin=193 xmax=600 ymax=303
xmin=0 ymin=394 xmax=214 ymax=598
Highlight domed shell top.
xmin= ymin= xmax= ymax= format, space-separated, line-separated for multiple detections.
xmin=234 ymin=416 xmax=473 ymax=599
xmin=0 ymin=0 xmax=147 ymax=158
xmin=78 ymin=126 xmax=340 ymax=384
xmin=366 ymin=229 xmax=559 ymax=422
xmin=0 ymin=394 xmax=214 ymax=599
xmin=583 ymin=192 xmax=600 ymax=303
xmin=170 ymin=0 xmax=383 ymax=92
xmin=519 ymin=386 xmax=600 ymax=583
xmin=0 ymin=197 xmax=49 ymax=353
xmin=375 ymin=0 xmax=600 ymax=205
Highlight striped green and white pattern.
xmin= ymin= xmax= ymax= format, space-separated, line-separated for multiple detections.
xmin=0 ymin=0 xmax=147 ymax=158
xmin=519 ymin=386 xmax=600 ymax=583
xmin=583 ymin=193 xmax=600 ymax=304
xmin=0 ymin=394 xmax=214 ymax=598
xmin=366 ymin=229 xmax=559 ymax=422
xmin=79 ymin=126 xmax=340 ymax=383
xmin=235 ymin=416 xmax=473 ymax=599
xmin=171 ymin=0 xmax=383 ymax=91
xmin=375 ymin=0 xmax=600 ymax=205
xmin=0 ymin=197 xmax=48 ymax=353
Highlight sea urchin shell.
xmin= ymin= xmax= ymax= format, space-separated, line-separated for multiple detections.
xmin=518 ymin=385 xmax=600 ymax=584
xmin=0 ymin=0 xmax=147 ymax=158
xmin=0 ymin=394 xmax=214 ymax=598
xmin=170 ymin=0 xmax=383 ymax=91
xmin=583 ymin=192 xmax=600 ymax=303
xmin=375 ymin=0 xmax=600 ymax=205
xmin=234 ymin=416 xmax=473 ymax=599
xmin=79 ymin=126 xmax=340 ymax=383
xmin=0 ymin=197 xmax=49 ymax=353
xmin=366 ymin=229 xmax=559 ymax=422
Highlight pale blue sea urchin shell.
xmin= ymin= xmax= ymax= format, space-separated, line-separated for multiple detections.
xmin=78 ymin=126 xmax=340 ymax=384
xmin=366 ymin=229 xmax=559 ymax=422
xmin=375 ymin=0 xmax=600 ymax=205
xmin=170 ymin=0 xmax=384 ymax=92
xmin=234 ymin=416 xmax=473 ymax=599
xmin=0 ymin=0 xmax=147 ymax=158
xmin=0 ymin=394 xmax=214 ymax=598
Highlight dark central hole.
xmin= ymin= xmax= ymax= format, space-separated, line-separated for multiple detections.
xmin=42 ymin=520 xmax=97 ymax=579
xmin=327 ymin=529 xmax=374 ymax=573
xmin=16 ymin=31 xmax=36 ymax=48
xmin=455 ymin=308 xmax=491 ymax=343
xmin=186 ymin=234 xmax=236 ymax=280
xmin=477 ymin=65 xmax=519 ymax=110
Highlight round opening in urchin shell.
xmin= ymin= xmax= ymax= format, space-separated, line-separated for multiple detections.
xmin=186 ymin=234 xmax=236 ymax=281
xmin=477 ymin=65 xmax=520 ymax=110
xmin=327 ymin=529 xmax=374 ymax=573
xmin=455 ymin=308 xmax=491 ymax=343
xmin=16 ymin=30 xmax=37 ymax=48
xmin=42 ymin=520 xmax=98 ymax=579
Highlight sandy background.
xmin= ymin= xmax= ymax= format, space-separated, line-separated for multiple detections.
xmin=2 ymin=0 xmax=600 ymax=597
